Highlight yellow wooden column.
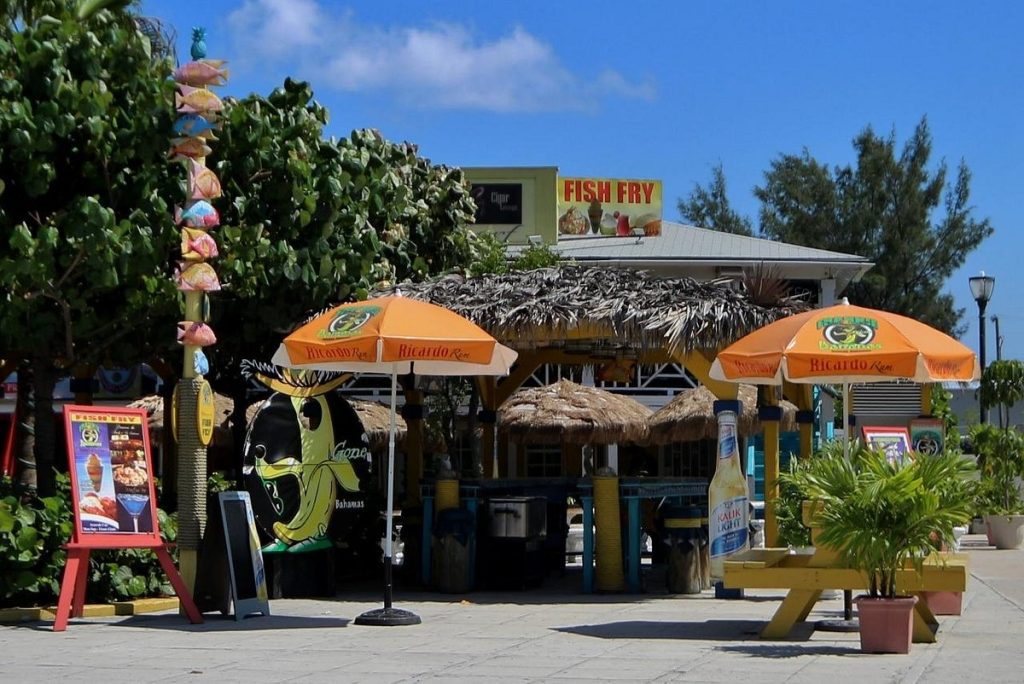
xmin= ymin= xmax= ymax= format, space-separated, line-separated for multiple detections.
xmin=920 ymin=383 xmax=933 ymax=415
xmin=402 ymin=387 xmax=424 ymax=505
xmin=759 ymin=399 xmax=782 ymax=548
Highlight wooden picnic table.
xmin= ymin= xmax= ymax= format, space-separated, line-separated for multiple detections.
xmin=723 ymin=546 xmax=968 ymax=643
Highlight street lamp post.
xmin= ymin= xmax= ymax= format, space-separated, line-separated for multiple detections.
xmin=969 ymin=272 xmax=996 ymax=424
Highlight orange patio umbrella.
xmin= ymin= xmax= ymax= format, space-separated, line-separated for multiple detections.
xmin=271 ymin=295 xmax=517 ymax=626
xmin=710 ymin=297 xmax=979 ymax=455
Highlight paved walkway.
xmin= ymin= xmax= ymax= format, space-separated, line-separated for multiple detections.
xmin=3 ymin=535 xmax=1023 ymax=683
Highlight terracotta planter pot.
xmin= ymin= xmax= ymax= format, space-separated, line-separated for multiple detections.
xmin=984 ymin=514 xmax=1024 ymax=550
xmin=855 ymin=595 xmax=918 ymax=654
xmin=922 ymin=590 xmax=962 ymax=616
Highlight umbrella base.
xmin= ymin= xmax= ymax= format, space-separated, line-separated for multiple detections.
xmin=354 ymin=606 xmax=422 ymax=626
xmin=815 ymin=618 xmax=860 ymax=632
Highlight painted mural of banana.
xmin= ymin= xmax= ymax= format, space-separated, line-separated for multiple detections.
xmin=255 ymin=394 xmax=366 ymax=553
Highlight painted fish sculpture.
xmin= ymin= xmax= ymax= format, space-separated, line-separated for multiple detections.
xmin=176 ymin=261 xmax=221 ymax=291
xmin=181 ymin=228 xmax=219 ymax=261
xmin=173 ymin=113 xmax=218 ymax=140
xmin=168 ymin=137 xmax=212 ymax=161
xmin=193 ymin=349 xmax=210 ymax=376
xmin=188 ymin=159 xmax=222 ymax=200
xmin=175 ymin=201 xmax=219 ymax=229
xmin=176 ymin=85 xmax=223 ymax=116
xmin=173 ymin=59 xmax=229 ymax=87
xmin=177 ymin=321 xmax=217 ymax=347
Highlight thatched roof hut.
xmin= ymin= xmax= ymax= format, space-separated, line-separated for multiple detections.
xmin=128 ymin=394 xmax=407 ymax=452
xmin=499 ymin=379 xmax=652 ymax=445
xmin=377 ymin=265 xmax=806 ymax=354
xmin=646 ymin=385 xmax=797 ymax=444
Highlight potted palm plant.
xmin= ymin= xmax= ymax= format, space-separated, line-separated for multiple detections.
xmin=792 ymin=446 xmax=974 ymax=654
xmin=974 ymin=360 xmax=1024 ymax=549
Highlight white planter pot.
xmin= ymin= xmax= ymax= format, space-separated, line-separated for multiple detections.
xmin=984 ymin=514 xmax=1024 ymax=550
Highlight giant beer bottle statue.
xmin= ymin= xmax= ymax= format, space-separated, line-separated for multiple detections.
xmin=708 ymin=403 xmax=749 ymax=581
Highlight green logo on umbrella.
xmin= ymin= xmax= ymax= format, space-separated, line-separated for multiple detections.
xmin=319 ymin=306 xmax=380 ymax=339
xmin=817 ymin=316 xmax=881 ymax=351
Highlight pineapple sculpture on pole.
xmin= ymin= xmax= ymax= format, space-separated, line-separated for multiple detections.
xmin=171 ymin=27 xmax=227 ymax=592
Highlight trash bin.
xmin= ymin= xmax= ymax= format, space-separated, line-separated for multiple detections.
xmin=662 ymin=505 xmax=702 ymax=594
xmin=432 ymin=508 xmax=475 ymax=593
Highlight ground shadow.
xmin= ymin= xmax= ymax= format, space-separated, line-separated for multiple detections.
xmin=716 ymin=643 xmax=855 ymax=658
xmin=552 ymin=619 xmax=808 ymax=642
xmin=105 ymin=613 xmax=351 ymax=631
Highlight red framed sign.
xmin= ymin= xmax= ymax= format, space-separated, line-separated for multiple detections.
xmin=63 ymin=405 xmax=161 ymax=546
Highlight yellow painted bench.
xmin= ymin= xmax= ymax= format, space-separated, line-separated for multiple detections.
xmin=723 ymin=547 xmax=968 ymax=643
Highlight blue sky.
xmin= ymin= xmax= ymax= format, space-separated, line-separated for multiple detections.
xmin=146 ymin=0 xmax=1023 ymax=360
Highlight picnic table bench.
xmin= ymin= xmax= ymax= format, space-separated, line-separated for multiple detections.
xmin=723 ymin=546 xmax=968 ymax=643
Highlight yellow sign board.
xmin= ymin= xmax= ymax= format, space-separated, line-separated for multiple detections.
xmin=557 ymin=177 xmax=662 ymax=236
xmin=197 ymin=379 xmax=216 ymax=446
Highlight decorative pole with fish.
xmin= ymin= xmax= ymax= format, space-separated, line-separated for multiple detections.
xmin=170 ymin=27 xmax=228 ymax=593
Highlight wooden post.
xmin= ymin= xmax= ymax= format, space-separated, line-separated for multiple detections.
xmin=760 ymin=398 xmax=783 ymax=548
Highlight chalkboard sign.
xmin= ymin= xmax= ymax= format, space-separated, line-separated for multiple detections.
xmin=218 ymin=492 xmax=270 ymax=620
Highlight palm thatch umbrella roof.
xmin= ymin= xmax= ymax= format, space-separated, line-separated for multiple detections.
xmin=646 ymin=385 xmax=798 ymax=444
xmin=498 ymin=379 xmax=653 ymax=445
xmin=128 ymin=394 xmax=406 ymax=452
xmin=375 ymin=265 xmax=806 ymax=355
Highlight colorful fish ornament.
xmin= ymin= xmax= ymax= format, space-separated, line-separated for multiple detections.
xmin=175 ymin=261 xmax=221 ymax=291
xmin=188 ymin=159 xmax=222 ymax=200
xmin=173 ymin=59 xmax=229 ymax=87
xmin=176 ymin=85 xmax=223 ymax=117
xmin=173 ymin=113 xmax=218 ymax=140
xmin=168 ymin=137 xmax=213 ymax=161
xmin=181 ymin=228 xmax=219 ymax=261
xmin=175 ymin=201 xmax=220 ymax=229
xmin=193 ymin=349 xmax=210 ymax=375
xmin=177 ymin=321 xmax=217 ymax=347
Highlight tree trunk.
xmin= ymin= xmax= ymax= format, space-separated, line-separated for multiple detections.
xmin=32 ymin=356 xmax=58 ymax=497
xmin=14 ymin=360 xmax=36 ymax=494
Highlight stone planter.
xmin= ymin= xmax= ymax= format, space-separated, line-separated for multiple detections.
xmin=984 ymin=514 xmax=1024 ymax=550
xmin=855 ymin=595 xmax=918 ymax=654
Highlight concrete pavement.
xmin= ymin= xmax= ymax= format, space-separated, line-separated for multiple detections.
xmin=3 ymin=535 xmax=1022 ymax=683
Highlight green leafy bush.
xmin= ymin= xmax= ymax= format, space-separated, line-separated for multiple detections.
xmin=0 ymin=473 xmax=180 ymax=608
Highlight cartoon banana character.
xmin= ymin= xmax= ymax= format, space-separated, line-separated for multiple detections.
xmin=242 ymin=376 xmax=372 ymax=555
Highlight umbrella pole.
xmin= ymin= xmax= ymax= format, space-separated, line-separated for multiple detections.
xmin=354 ymin=370 xmax=421 ymax=626
xmin=841 ymin=382 xmax=853 ymax=622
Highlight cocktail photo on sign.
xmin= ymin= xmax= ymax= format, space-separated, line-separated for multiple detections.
xmin=65 ymin=407 xmax=157 ymax=536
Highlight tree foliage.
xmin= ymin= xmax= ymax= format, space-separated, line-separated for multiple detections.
xmin=206 ymin=79 xmax=480 ymax=426
xmin=0 ymin=2 xmax=179 ymax=494
xmin=678 ymin=163 xmax=754 ymax=236
xmin=755 ymin=118 xmax=992 ymax=335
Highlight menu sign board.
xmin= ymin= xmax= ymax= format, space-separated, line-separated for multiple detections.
xmin=64 ymin=406 xmax=159 ymax=539
xmin=470 ymin=182 xmax=524 ymax=225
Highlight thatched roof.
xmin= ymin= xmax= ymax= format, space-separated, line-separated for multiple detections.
xmin=646 ymin=385 xmax=797 ymax=444
xmin=376 ymin=265 xmax=806 ymax=355
xmin=498 ymin=379 xmax=652 ymax=445
xmin=128 ymin=394 xmax=406 ymax=451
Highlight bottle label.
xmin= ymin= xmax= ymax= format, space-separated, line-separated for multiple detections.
xmin=709 ymin=495 xmax=749 ymax=558
xmin=719 ymin=424 xmax=737 ymax=460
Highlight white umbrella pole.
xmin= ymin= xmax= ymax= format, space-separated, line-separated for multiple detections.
xmin=384 ymin=370 xmax=398 ymax=609
xmin=843 ymin=383 xmax=851 ymax=460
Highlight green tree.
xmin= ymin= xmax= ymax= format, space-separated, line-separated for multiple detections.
xmin=678 ymin=163 xmax=754 ymax=236
xmin=206 ymin=80 xmax=480 ymax=442
xmin=755 ymin=118 xmax=993 ymax=335
xmin=0 ymin=2 xmax=179 ymax=494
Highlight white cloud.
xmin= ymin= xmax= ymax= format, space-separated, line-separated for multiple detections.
xmin=226 ymin=0 xmax=327 ymax=58
xmin=225 ymin=2 xmax=654 ymax=113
